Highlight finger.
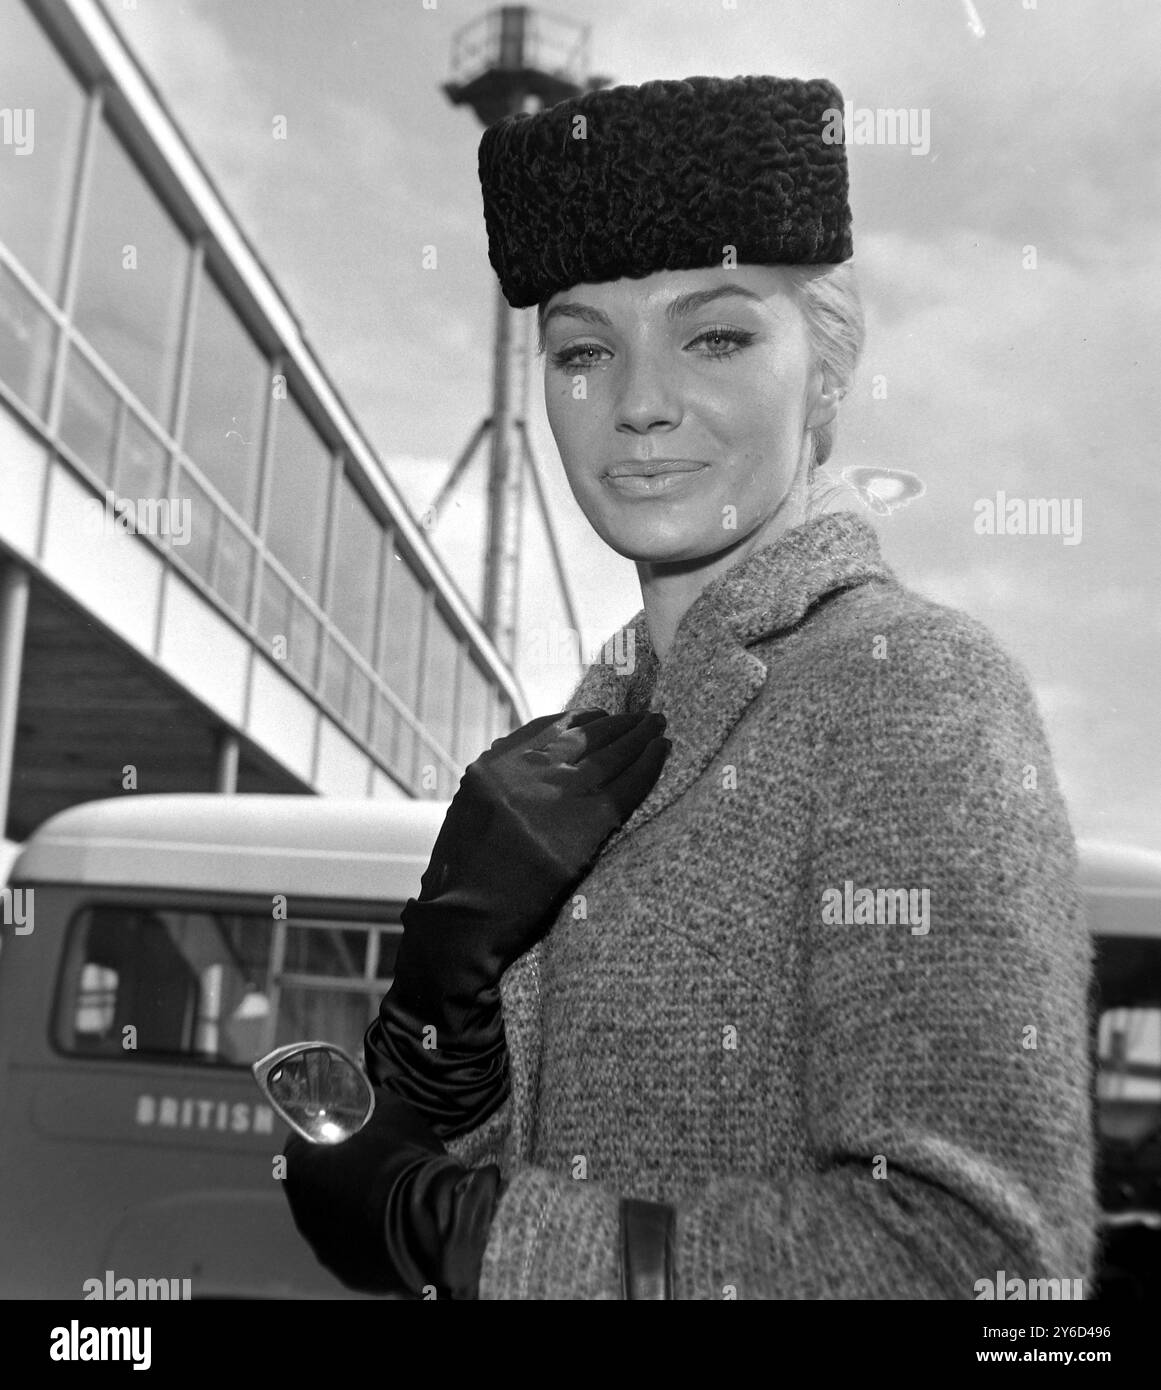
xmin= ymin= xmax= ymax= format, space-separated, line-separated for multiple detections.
xmin=545 ymin=709 xmax=665 ymax=763
xmin=564 ymin=707 xmax=610 ymax=725
xmin=587 ymin=730 xmax=671 ymax=804
xmin=484 ymin=710 xmax=574 ymax=757
xmin=539 ymin=707 xmax=618 ymax=751
xmin=573 ymin=710 xmax=667 ymax=770
xmin=507 ymin=710 xmax=639 ymax=764
xmin=487 ymin=707 xmax=611 ymax=759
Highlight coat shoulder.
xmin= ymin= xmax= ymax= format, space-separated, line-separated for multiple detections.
xmin=786 ymin=576 xmax=1080 ymax=879
xmin=793 ymin=573 xmax=1041 ymax=711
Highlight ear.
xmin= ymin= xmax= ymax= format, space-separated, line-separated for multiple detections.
xmin=805 ymin=379 xmax=841 ymax=433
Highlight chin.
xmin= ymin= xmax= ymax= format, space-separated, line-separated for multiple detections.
xmin=591 ymin=514 xmax=734 ymax=566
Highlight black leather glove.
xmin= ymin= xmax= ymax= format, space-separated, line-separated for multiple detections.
xmin=281 ymin=1088 xmax=502 ymax=1299
xmin=365 ymin=707 xmax=669 ymax=1138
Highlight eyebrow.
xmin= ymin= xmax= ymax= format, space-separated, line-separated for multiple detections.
xmin=541 ymin=285 xmax=767 ymax=330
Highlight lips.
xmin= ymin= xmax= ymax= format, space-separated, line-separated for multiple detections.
xmin=604 ymin=459 xmax=708 ymax=478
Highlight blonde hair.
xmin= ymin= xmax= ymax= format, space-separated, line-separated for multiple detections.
xmin=534 ymin=261 xmax=865 ymax=469
xmin=784 ymin=262 xmax=865 ymax=470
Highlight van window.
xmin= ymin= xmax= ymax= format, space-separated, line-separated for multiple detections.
xmin=1098 ymin=1006 xmax=1161 ymax=1132
xmin=54 ymin=904 xmax=401 ymax=1067
xmin=1094 ymin=933 xmax=1161 ymax=1214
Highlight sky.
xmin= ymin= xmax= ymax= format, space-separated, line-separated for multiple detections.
xmin=106 ymin=0 xmax=1161 ymax=849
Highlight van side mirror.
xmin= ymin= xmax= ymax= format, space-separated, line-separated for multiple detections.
xmin=251 ymin=1041 xmax=374 ymax=1144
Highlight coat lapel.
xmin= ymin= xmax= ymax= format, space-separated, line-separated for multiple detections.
xmin=564 ymin=511 xmax=893 ymax=854
xmin=566 ymin=612 xmax=766 ymax=855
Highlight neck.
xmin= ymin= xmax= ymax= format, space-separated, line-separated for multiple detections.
xmin=638 ymin=492 xmax=809 ymax=661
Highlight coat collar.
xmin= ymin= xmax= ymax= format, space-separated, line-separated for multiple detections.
xmin=566 ymin=509 xmax=895 ymax=852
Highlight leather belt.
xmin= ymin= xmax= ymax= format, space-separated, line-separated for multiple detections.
xmin=619 ymin=1197 xmax=675 ymax=1299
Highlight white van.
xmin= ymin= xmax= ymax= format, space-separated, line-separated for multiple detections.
xmin=0 ymin=793 xmax=449 ymax=1299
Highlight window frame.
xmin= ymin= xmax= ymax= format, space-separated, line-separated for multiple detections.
xmin=257 ymin=383 xmax=338 ymax=608
xmin=0 ymin=0 xmax=90 ymax=302
xmin=177 ymin=261 xmax=273 ymax=528
xmin=67 ymin=108 xmax=194 ymax=433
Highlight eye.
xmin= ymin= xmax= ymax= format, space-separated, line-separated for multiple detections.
xmin=688 ymin=326 xmax=756 ymax=358
xmin=549 ymin=342 xmax=610 ymax=371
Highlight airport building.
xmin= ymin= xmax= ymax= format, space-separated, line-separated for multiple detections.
xmin=0 ymin=0 xmax=530 ymax=843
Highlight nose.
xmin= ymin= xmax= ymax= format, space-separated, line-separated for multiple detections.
xmin=613 ymin=350 xmax=683 ymax=435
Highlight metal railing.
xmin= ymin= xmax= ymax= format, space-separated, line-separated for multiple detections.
xmin=447 ymin=6 xmax=591 ymax=89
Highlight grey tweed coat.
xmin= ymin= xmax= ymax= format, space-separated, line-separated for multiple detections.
xmin=446 ymin=509 xmax=1096 ymax=1300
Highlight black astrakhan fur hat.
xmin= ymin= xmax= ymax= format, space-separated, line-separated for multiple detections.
xmin=478 ymin=74 xmax=853 ymax=310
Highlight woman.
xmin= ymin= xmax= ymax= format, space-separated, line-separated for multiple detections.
xmin=283 ymin=75 xmax=1095 ymax=1300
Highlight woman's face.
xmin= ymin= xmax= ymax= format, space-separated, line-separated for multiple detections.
xmin=542 ymin=264 xmax=836 ymax=565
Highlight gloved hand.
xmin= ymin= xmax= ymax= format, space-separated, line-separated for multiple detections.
xmin=365 ymin=707 xmax=669 ymax=1137
xmin=281 ymin=1087 xmax=502 ymax=1299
